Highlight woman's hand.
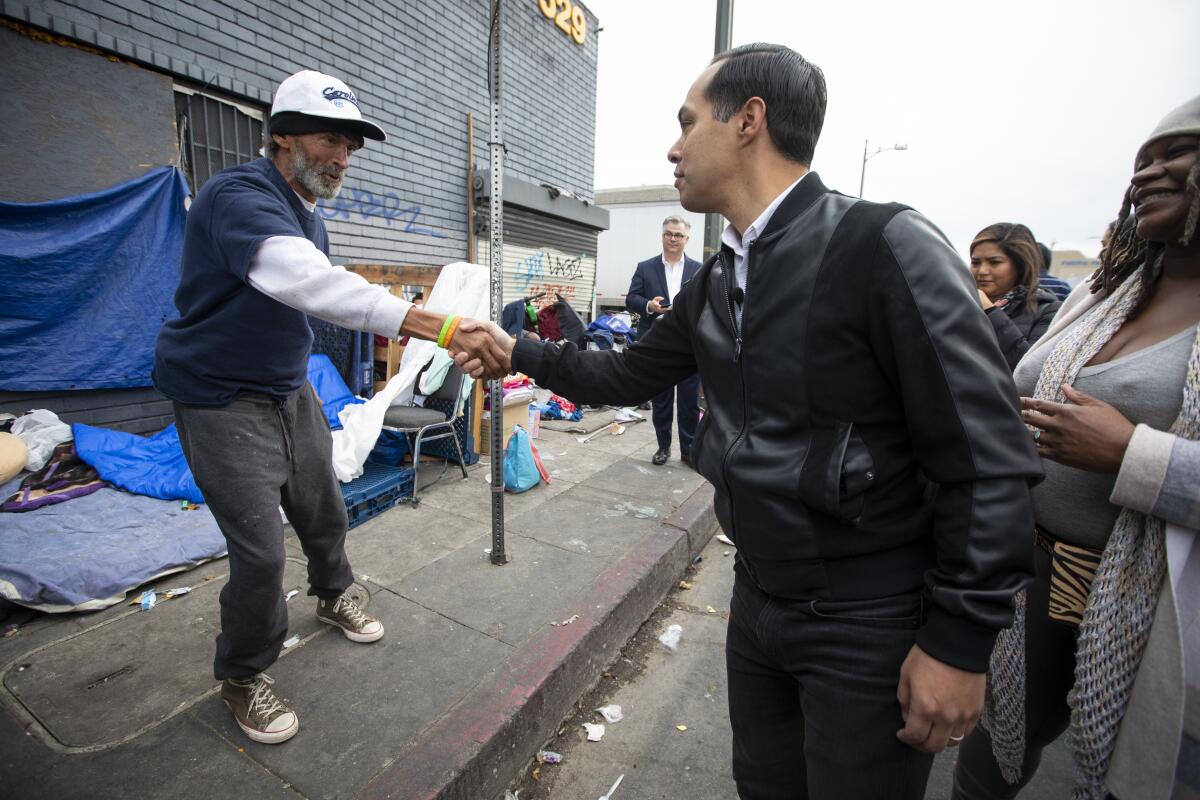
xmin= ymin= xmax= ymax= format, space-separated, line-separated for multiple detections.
xmin=1020 ymin=385 xmax=1135 ymax=473
xmin=976 ymin=289 xmax=994 ymax=310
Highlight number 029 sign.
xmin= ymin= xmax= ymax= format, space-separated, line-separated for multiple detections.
xmin=537 ymin=0 xmax=587 ymax=45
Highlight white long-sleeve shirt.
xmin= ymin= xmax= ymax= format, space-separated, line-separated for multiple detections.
xmin=246 ymin=235 xmax=413 ymax=338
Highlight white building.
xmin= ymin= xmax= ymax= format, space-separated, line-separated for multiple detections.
xmin=594 ymin=186 xmax=709 ymax=313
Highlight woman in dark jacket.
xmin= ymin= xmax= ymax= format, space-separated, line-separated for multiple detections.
xmin=970 ymin=222 xmax=1063 ymax=369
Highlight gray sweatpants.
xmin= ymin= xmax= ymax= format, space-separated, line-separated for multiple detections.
xmin=174 ymin=384 xmax=353 ymax=680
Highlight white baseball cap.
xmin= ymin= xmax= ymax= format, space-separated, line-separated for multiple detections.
xmin=269 ymin=69 xmax=386 ymax=142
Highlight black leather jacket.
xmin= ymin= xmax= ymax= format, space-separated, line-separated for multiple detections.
xmin=513 ymin=174 xmax=1040 ymax=672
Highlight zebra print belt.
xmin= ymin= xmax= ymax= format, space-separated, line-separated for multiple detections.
xmin=1035 ymin=526 xmax=1103 ymax=628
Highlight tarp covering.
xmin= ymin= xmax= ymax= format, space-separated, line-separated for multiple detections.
xmin=307 ymin=354 xmax=364 ymax=430
xmin=0 ymin=474 xmax=225 ymax=612
xmin=0 ymin=167 xmax=189 ymax=390
xmin=73 ymin=423 xmax=204 ymax=504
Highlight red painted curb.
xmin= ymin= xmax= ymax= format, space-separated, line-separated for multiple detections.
xmin=359 ymin=483 xmax=716 ymax=800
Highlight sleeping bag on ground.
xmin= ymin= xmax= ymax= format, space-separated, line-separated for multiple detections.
xmin=73 ymin=423 xmax=204 ymax=504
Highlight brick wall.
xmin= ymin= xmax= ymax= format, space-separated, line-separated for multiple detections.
xmin=0 ymin=0 xmax=599 ymax=268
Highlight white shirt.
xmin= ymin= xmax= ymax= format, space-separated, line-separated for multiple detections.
xmin=246 ymin=235 xmax=413 ymax=338
xmin=652 ymin=253 xmax=687 ymax=313
xmin=720 ymin=173 xmax=808 ymax=324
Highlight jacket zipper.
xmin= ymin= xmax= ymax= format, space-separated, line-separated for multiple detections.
xmin=718 ymin=247 xmax=753 ymax=541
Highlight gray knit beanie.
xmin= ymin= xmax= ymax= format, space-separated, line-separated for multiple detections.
xmin=1138 ymin=94 xmax=1200 ymax=160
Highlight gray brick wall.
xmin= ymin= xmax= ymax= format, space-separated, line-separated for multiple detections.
xmin=1 ymin=0 xmax=599 ymax=268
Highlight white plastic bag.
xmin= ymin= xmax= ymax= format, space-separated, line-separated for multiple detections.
xmin=11 ymin=409 xmax=73 ymax=471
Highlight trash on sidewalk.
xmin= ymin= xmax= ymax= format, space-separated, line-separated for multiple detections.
xmin=717 ymin=533 xmax=735 ymax=546
xmin=504 ymin=791 xmax=520 ymax=800
xmin=614 ymin=407 xmax=644 ymax=422
xmin=599 ymin=773 xmax=625 ymax=800
xmin=723 ymin=550 xmax=731 ymax=557
xmin=678 ymin=580 xmax=693 ymax=590
xmin=583 ymin=722 xmax=605 ymax=741
xmin=596 ymin=704 xmax=623 ymax=723
xmin=550 ymin=614 xmax=580 ymax=627
xmin=659 ymin=623 xmax=683 ymax=653
xmin=536 ymin=750 xmax=563 ymax=764
xmin=283 ymin=634 xmax=300 ymax=648
xmin=676 ymin=724 xmax=688 ymax=732
xmin=706 ymin=605 xmax=718 ymax=614
xmin=129 ymin=585 xmax=192 ymax=607
xmin=285 ymin=589 xmax=299 ymax=602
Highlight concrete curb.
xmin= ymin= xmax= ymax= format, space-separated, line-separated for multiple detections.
xmin=359 ymin=481 xmax=719 ymax=800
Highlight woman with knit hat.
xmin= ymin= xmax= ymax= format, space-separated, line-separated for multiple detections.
xmin=953 ymin=95 xmax=1200 ymax=799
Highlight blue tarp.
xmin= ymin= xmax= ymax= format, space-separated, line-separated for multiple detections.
xmin=307 ymin=353 xmax=364 ymax=430
xmin=73 ymin=423 xmax=204 ymax=504
xmin=0 ymin=474 xmax=225 ymax=612
xmin=0 ymin=167 xmax=190 ymax=390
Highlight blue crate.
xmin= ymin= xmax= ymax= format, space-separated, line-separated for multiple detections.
xmin=340 ymin=462 xmax=414 ymax=529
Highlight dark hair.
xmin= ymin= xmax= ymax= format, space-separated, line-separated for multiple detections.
xmin=970 ymin=223 xmax=1044 ymax=310
xmin=1091 ymin=157 xmax=1200 ymax=314
xmin=1037 ymin=242 xmax=1052 ymax=274
xmin=706 ymin=43 xmax=827 ymax=165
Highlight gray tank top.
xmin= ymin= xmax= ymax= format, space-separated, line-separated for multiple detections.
xmin=1013 ymin=314 xmax=1196 ymax=549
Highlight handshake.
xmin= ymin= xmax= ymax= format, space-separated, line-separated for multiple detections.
xmin=445 ymin=318 xmax=516 ymax=380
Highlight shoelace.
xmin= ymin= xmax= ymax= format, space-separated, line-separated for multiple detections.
xmin=332 ymin=596 xmax=369 ymax=629
xmin=247 ymin=674 xmax=286 ymax=721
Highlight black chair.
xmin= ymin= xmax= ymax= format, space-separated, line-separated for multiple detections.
xmin=381 ymin=361 xmax=469 ymax=507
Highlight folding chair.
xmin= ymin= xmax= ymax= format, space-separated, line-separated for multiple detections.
xmin=381 ymin=362 xmax=469 ymax=507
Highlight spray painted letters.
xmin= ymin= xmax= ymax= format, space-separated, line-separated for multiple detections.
xmin=318 ymin=187 xmax=448 ymax=237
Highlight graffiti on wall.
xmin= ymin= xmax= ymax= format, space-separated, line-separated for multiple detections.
xmin=318 ymin=187 xmax=448 ymax=238
xmin=514 ymin=249 xmax=590 ymax=308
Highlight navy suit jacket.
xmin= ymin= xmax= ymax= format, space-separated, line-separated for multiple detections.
xmin=626 ymin=254 xmax=702 ymax=336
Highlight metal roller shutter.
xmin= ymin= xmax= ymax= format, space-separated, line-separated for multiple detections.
xmin=476 ymin=205 xmax=599 ymax=318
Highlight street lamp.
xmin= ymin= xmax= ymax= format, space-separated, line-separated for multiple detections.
xmin=858 ymin=140 xmax=908 ymax=198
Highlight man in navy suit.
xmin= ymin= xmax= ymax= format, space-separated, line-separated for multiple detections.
xmin=626 ymin=216 xmax=702 ymax=466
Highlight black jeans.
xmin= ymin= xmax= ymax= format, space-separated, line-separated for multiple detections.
xmin=727 ymin=562 xmax=934 ymax=799
xmin=174 ymin=385 xmax=354 ymax=680
xmin=952 ymin=546 xmax=1077 ymax=799
xmin=651 ymin=372 xmax=700 ymax=454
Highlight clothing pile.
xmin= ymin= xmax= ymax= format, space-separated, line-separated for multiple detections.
xmin=532 ymin=394 xmax=583 ymax=422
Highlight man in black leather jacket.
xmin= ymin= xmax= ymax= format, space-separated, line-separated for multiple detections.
xmin=457 ymin=44 xmax=1041 ymax=800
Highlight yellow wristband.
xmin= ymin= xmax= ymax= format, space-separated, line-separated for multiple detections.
xmin=443 ymin=317 xmax=462 ymax=350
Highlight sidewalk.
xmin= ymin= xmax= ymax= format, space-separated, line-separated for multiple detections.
xmin=0 ymin=409 xmax=717 ymax=800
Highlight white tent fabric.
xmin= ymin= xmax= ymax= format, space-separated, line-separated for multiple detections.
xmin=330 ymin=262 xmax=492 ymax=482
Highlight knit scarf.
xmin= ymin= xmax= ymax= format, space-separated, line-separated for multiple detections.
xmin=981 ymin=267 xmax=1200 ymax=799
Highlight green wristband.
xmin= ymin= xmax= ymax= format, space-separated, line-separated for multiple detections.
xmin=436 ymin=315 xmax=458 ymax=349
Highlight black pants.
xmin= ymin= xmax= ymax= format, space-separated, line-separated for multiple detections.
xmin=952 ymin=546 xmax=1077 ymax=799
xmin=174 ymin=385 xmax=354 ymax=680
xmin=651 ymin=373 xmax=700 ymax=454
xmin=727 ymin=562 xmax=934 ymax=799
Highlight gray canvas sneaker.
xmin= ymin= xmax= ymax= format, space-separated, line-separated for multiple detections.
xmin=316 ymin=594 xmax=384 ymax=643
xmin=221 ymin=673 xmax=298 ymax=744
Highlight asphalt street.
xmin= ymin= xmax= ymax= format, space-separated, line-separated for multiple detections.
xmin=510 ymin=535 xmax=1076 ymax=800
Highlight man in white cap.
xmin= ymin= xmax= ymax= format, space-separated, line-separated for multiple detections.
xmin=154 ymin=70 xmax=507 ymax=745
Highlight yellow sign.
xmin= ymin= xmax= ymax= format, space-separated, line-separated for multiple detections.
xmin=537 ymin=0 xmax=587 ymax=45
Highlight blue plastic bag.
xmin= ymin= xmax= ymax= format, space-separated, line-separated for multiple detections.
xmin=503 ymin=425 xmax=549 ymax=493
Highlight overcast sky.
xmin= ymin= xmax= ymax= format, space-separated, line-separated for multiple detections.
xmin=581 ymin=0 xmax=1200 ymax=258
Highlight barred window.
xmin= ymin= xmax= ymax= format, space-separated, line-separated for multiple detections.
xmin=174 ymin=85 xmax=265 ymax=193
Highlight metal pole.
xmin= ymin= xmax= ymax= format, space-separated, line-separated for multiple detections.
xmin=858 ymin=138 xmax=868 ymax=198
xmin=702 ymin=0 xmax=734 ymax=260
xmin=487 ymin=0 xmax=508 ymax=565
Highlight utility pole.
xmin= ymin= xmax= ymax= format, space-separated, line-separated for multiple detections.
xmin=702 ymin=0 xmax=734 ymax=261
xmin=487 ymin=0 xmax=508 ymax=565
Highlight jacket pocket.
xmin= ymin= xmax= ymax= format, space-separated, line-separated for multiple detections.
xmin=797 ymin=422 xmax=875 ymax=525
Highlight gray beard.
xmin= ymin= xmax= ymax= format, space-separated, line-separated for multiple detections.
xmin=290 ymin=147 xmax=344 ymax=200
